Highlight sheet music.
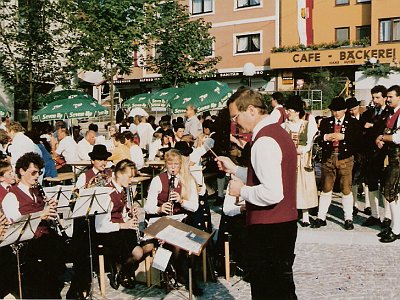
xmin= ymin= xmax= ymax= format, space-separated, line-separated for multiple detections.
xmin=152 ymin=247 xmax=172 ymax=272
xmin=146 ymin=214 xmax=187 ymax=226
xmin=0 ymin=212 xmax=42 ymax=247
xmin=43 ymin=185 xmax=74 ymax=208
xmin=156 ymin=225 xmax=204 ymax=254
xmin=70 ymin=187 xmax=112 ymax=219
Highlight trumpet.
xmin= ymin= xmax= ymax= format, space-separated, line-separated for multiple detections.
xmin=126 ymin=184 xmax=141 ymax=242
xmin=167 ymin=174 xmax=176 ymax=216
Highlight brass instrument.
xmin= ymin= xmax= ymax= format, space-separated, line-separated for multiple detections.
xmin=167 ymin=174 xmax=176 ymax=216
xmin=86 ymin=171 xmax=112 ymax=188
xmin=0 ymin=207 xmax=8 ymax=241
xmin=126 ymin=184 xmax=141 ymax=242
xmin=35 ymin=181 xmax=70 ymax=241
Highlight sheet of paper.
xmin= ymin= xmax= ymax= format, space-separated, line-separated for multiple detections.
xmin=70 ymin=187 xmax=112 ymax=218
xmin=146 ymin=214 xmax=187 ymax=226
xmin=0 ymin=213 xmax=42 ymax=247
xmin=43 ymin=185 xmax=74 ymax=208
xmin=156 ymin=225 xmax=203 ymax=254
xmin=152 ymin=247 xmax=172 ymax=271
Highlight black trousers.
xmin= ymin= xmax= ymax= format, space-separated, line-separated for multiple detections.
xmin=247 ymin=220 xmax=298 ymax=300
xmin=364 ymin=149 xmax=386 ymax=191
xmin=0 ymin=246 xmax=18 ymax=298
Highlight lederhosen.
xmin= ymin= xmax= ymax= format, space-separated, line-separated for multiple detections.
xmin=382 ymin=110 xmax=400 ymax=203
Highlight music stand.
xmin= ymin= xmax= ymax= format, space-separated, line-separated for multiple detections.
xmin=0 ymin=212 xmax=42 ymax=299
xmin=70 ymin=186 xmax=112 ymax=300
xmin=144 ymin=217 xmax=212 ymax=300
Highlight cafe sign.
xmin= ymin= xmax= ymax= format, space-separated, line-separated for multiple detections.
xmin=270 ymin=44 xmax=400 ymax=69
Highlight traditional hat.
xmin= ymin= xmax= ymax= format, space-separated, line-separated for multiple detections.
xmin=328 ymin=96 xmax=347 ymax=111
xmin=174 ymin=141 xmax=193 ymax=157
xmin=285 ymin=95 xmax=305 ymax=112
xmin=89 ymin=144 xmax=112 ymax=160
xmin=346 ymin=97 xmax=361 ymax=109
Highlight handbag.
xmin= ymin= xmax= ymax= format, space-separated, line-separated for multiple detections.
xmin=54 ymin=155 xmax=66 ymax=170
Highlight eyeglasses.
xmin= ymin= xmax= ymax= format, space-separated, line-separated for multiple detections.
xmin=231 ymin=113 xmax=240 ymax=123
xmin=27 ymin=169 xmax=42 ymax=176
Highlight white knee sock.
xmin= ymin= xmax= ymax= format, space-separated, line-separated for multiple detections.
xmin=317 ymin=191 xmax=332 ymax=221
xmin=352 ymin=185 xmax=359 ymax=208
xmin=364 ymin=184 xmax=370 ymax=208
xmin=390 ymin=198 xmax=400 ymax=235
xmin=342 ymin=193 xmax=354 ymax=221
xmin=368 ymin=190 xmax=380 ymax=219
xmin=302 ymin=209 xmax=310 ymax=223
xmin=217 ymin=177 xmax=225 ymax=198
xmin=384 ymin=197 xmax=392 ymax=220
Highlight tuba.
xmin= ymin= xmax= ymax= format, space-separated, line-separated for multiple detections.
xmin=86 ymin=170 xmax=112 ymax=188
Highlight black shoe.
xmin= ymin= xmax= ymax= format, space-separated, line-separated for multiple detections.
xmin=352 ymin=206 xmax=359 ymax=216
xmin=344 ymin=220 xmax=354 ymax=230
xmin=362 ymin=216 xmax=381 ymax=227
xmin=300 ymin=221 xmax=310 ymax=227
xmin=310 ymin=218 xmax=327 ymax=228
xmin=379 ymin=229 xmax=400 ymax=243
xmin=108 ymin=264 xmax=120 ymax=290
xmin=120 ymin=275 xmax=135 ymax=289
xmin=381 ymin=218 xmax=391 ymax=228
xmin=377 ymin=227 xmax=391 ymax=238
xmin=364 ymin=207 xmax=372 ymax=215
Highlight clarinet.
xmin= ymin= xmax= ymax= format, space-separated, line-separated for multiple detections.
xmin=167 ymin=174 xmax=176 ymax=216
xmin=35 ymin=182 xmax=70 ymax=241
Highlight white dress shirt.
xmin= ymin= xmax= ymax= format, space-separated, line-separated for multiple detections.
xmin=2 ymin=183 xmax=34 ymax=223
xmin=223 ymin=183 xmax=243 ymax=217
xmin=184 ymin=115 xmax=202 ymax=139
xmin=56 ymin=136 xmax=78 ymax=164
xmin=144 ymin=173 xmax=199 ymax=215
xmin=77 ymin=138 xmax=94 ymax=161
xmin=137 ymin=122 xmax=154 ymax=150
xmin=95 ymin=178 xmax=126 ymax=233
xmin=130 ymin=144 xmax=144 ymax=170
xmin=236 ymin=115 xmax=284 ymax=207
xmin=9 ymin=132 xmax=40 ymax=170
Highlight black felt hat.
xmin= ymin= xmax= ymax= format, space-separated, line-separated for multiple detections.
xmin=174 ymin=141 xmax=193 ymax=157
xmin=89 ymin=144 xmax=112 ymax=160
xmin=328 ymin=97 xmax=347 ymax=111
xmin=346 ymin=97 xmax=361 ymax=109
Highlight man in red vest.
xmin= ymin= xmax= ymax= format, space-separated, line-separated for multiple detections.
xmin=217 ymin=88 xmax=298 ymax=300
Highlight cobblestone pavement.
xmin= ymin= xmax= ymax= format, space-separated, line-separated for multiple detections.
xmin=7 ymin=195 xmax=400 ymax=299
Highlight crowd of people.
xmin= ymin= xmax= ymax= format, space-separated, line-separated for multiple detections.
xmin=0 ymin=84 xmax=400 ymax=299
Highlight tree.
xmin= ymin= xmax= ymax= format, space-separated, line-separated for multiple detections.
xmin=144 ymin=1 xmax=220 ymax=87
xmin=62 ymin=0 xmax=154 ymax=125
xmin=0 ymin=0 xmax=69 ymax=130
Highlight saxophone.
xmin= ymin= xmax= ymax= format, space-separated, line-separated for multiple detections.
xmin=126 ymin=184 xmax=141 ymax=242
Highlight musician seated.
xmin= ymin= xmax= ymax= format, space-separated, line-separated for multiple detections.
xmin=2 ymin=152 xmax=64 ymax=299
xmin=144 ymin=147 xmax=202 ymax=295
xmin=95 ymin=159 xmax=143 ymax=289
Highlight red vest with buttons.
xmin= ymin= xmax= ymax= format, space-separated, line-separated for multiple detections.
xmin=10 ymin=185 xmax=49 ymax=237
xmin=108 ymin=185 xmax=126 ymax=224
xmin=246 ymin=123 xmax=298 ymax=225
xmin=0 ymin=184 xmax=8 ymax=205
xmin=158 ymin=172 xmax=185 ymax=215
xmin=84 ymin=168 xmax=112 ymax=186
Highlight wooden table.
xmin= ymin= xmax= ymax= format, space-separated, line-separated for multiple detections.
xmin=67 ymin=160 xmax=92 ymax=180
xmin=44 ymin=172 xmax=75 ymax=185
xmin=145 ymin=160 xmax=165 ymax=177
xmin=132 ymin=175 xmax=152 ymax=207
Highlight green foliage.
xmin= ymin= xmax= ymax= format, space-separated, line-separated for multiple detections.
xmin=304 ymin=68 xmax=345 ymax=109
xmin=359 ymin=62 xmax=392 ymax=78
xmin=144 ymin=1 xmax=220 ymax=87
xmin=0 ymin=0 xmax=69 ymax=128
xmin=61 ymin=0 xmax=156 ymax=123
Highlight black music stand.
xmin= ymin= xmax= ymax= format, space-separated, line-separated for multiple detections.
xmin=0 ymin=212 xmax=42 ymax=299
xmin=144 ymin=217 xmax=212 ymax=300
xmin=70 ymin=186 xmax=112 ymax=300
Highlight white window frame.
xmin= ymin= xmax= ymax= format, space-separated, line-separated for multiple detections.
xmin=335 ymin=0 xmax=349 ymax=5
xmin=189 ymin=0 xmax=215 ymax=16
xmin=379 ymin=18 xmax=400 ymax=42
xmin=234 ymin=0 xmax=262 ymax=11
xmin=233 ymin=31 xmax=263 ymax=56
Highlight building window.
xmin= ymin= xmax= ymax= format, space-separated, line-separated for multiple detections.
xmin=335 ymin=0 xmax=349 ymax=5
xmin=379 ymin=18 xmax=400 ymax=42
xmin=236 ymin=33 xmax=261 ymax=53
xmin=237 ymin=0 xmax=260 ymax=9
xmin=357 ymin=0 xmax=371 ymax=3
xmin=192 ymin=0 xmax=213 ymax=15
xmin=335 ymin=27 xmax=349 ymax=42
xmin=356 ymin=25 xmax=371 ymax=40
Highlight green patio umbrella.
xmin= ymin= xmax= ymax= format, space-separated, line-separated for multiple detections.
xmin=38 ymin=89 xmax=89 ymax=104
xmin=170 ymin=81 xmax=232 ymax=114
xmin=33 ymin=96 xmax=109 ymax=122
xmin=122 ymin=93 xmax=151 ymax=109
xmin=148 ymin=87 xmax=183 ymax=111
xmin=0 ymin=95 xmax=11 ymax=117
